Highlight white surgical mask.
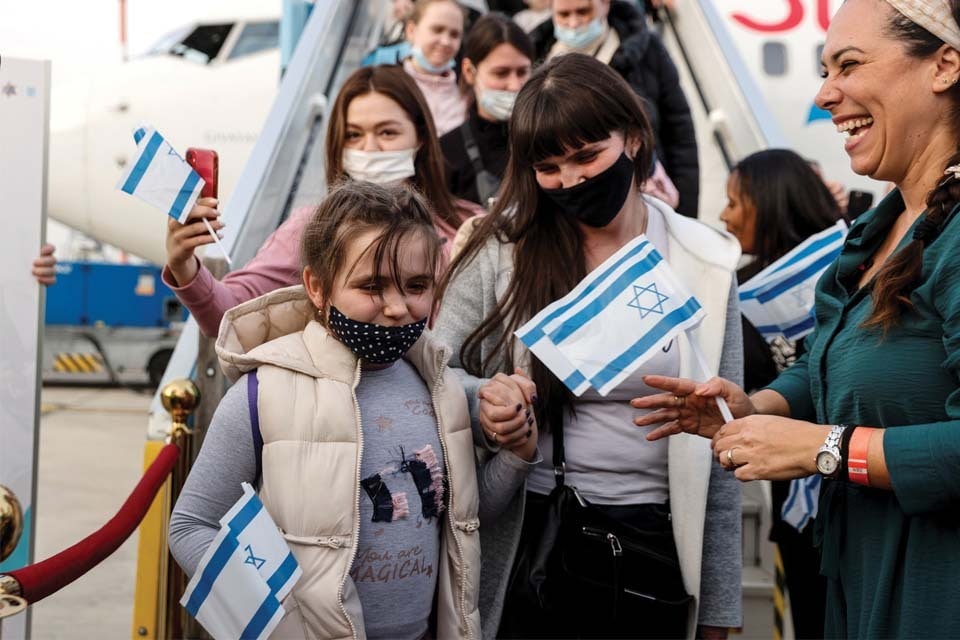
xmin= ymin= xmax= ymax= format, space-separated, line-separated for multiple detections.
xmin=476 ymin=83 xmax=518 ymax=122
xmin=553 ymin=18 xmax=604 ymax=50
xmin=341 ymin=148 xmax=417 ymax=184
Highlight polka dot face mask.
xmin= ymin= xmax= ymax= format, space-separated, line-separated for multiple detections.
xmin=327 ymin=306 xmax=427 ymax=364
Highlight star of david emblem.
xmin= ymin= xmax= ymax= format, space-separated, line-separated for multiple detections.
xmin=1 ymin=83 xmax=16 ymax=98
xmin=627 ymin=282 xmax=669 ymax=319
xmin=244 ymin=544 xmax=266 ymax=570
xmin=791 ymin=282 xmax=815 ymax=307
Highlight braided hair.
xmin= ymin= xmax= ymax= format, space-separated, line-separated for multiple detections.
xmin=865 ymin=1 xmax=960 ymax=331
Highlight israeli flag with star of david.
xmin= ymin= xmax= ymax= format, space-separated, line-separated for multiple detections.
xmin=739 ymin=220 xmax=848 ymax=342
xmin=180 ymin=483 xmax=301 ymax=640
xmin=516 ymin=235 xmax=705 ymax=397
xmin=115 ymin=124 xmax=205 ymax=223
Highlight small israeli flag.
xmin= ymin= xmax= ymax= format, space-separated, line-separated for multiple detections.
xmin=740 ymin=221 xmax=848 ymax=341
xmin=516 ymin=236 xmax=705 ymax=396
xmin=115 ymin=125 xmax=205 ymax=223
xmin=181 ymin=483 xmax=301 ymax=640
xmin=780 ymin=475 xmax=821 ymax=532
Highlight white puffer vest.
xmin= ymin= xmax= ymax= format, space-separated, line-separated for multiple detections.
xmin=216 ymin=285 xmax=482 ymax=639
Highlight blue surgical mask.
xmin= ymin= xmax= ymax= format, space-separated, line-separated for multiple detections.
xmin=410 ymin=47 xmax=455 ymax=74
xmin=476 ymin=83 xmax=518 ymax=121
xmin=553 ymin=18 xmax=604 ymax=50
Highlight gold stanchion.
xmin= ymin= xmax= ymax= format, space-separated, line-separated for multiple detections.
xmin=0 ymin=485 xmax=27 ymax=631
xmin=158 ymin=379 xmax=206 ymax=640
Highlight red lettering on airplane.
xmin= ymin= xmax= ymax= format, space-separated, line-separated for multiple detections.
xmin=818 ymin=0 xmax=832 ymax=31
xmin=730 ymin=0 xmax=833 ymax=33
xmin=731 ymin=0 xmax=803 ymax=33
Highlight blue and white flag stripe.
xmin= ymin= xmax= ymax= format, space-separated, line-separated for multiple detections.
xmin=517 ymin=235 xmax=706 ymax=397
xmin=781 ymin=475 xmax=821 ymax=532
xmin=740 ymin=221 xmax=848 ymax=342
xmin=181 ymin=483 xmax=301 ymax=640
xmin=116 ymin=124 xmax=205 ymax=224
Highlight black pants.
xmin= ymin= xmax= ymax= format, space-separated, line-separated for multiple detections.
xmin=498 ymin=491 xmax=686 ymax=639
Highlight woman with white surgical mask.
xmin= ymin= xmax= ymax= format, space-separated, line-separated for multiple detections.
xmin=402 ymin=0 xmax=469 ymax=136
xmin=163 ymin=65 xmax=482 ymax=338
xmin=440 ymin=12 xmax=534 ymax=208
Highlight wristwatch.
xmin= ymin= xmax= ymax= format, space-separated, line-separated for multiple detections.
xmin=816 ymin=425 xmax=848 ymax=478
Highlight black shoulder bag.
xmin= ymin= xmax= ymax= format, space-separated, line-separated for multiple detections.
xmin=507 ymin=418 xmax=694 ymax=638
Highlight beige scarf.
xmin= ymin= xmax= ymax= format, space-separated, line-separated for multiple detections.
xmin=885 ymin=0 xmax=960 ymax=49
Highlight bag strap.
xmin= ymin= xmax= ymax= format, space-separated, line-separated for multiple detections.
xmin=459 ymin=120 xmax=499 ymax=205
xmin=247 ymin=370 xmax=263 ymax=487
xmin=552 ymin=412 xmax=566 ymax=488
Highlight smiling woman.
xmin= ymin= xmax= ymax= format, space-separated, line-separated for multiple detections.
xmin=634 ymin=0 xmax=960 ymax=636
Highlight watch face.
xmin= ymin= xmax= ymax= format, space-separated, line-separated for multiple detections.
xmin=817 ymin=451 xmax=839 ymax=475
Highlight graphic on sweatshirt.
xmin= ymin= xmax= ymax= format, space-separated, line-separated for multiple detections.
xmin=360 ymin=444 xmax=446 ymax=523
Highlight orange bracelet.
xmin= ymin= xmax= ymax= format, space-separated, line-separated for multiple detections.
xmin=847 ymin=427 xmax=876 ymax=486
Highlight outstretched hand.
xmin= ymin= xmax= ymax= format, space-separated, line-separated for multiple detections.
xmin=632 ymin=375 xmax=754 ymax=441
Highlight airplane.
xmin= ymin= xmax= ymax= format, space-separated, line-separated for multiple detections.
xmin=47 ymin=6 xmax=282 ymax=265
xmin=45 ymin=0 xmax=881 ymax=267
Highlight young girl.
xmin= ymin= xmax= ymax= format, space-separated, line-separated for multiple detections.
xmin=403 ymin=0 xmax=468 ymax=136
xmin=163 ymin=65 xmax=483 ymax=338
xmin=439 ymin=12 xmax=534 ymax=207
xmin=168 ymin=181 xmax=537 ymax=639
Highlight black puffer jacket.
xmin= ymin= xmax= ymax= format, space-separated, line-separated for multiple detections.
xmin=529 ymin=1 xmax=700 ymax=217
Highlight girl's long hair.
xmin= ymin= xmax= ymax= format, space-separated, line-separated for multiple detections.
xmin=437 ymin=53 xmax=655 ymax=431
xmin=732 ymin=149 xmax=845 ymax=269
xmin=325 ymin=65 xmax=462 ymax=230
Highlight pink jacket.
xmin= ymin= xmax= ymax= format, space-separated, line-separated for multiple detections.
xmin=162 ymin=201 xmax=484 ymax=338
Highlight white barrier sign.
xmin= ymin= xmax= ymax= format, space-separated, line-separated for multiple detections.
xmin=0 ymin=55 xmax=49 ymax=639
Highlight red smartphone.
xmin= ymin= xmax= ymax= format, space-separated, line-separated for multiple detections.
xmin=186 ymin=148 xmax=219 ymax=199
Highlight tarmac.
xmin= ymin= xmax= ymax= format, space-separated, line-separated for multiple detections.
xmin=23 ymin=386 xmax=149 ymax=639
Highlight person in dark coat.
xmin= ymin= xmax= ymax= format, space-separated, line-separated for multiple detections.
xmin=440 ymin=13 xmax=534 ymax=207
xmin=528 ymin=0 xmax=700 ymax=217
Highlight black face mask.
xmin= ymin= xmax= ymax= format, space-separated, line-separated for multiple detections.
xmin=540 ymin=152 xmax=636 ymax=228
xmin=328 ymin=306 xmax=427 ymax=364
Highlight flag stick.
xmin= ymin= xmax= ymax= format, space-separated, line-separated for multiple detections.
xmin=686 ymin=329 xmax=735 ymax=423
xmin=201 ymin=217 xmax=233 ymax=266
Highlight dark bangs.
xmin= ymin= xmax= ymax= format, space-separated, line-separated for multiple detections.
xmin=509 ymin=53 xmax=654 ymax=172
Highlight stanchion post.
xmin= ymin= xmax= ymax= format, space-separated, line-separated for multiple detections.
xmin=159 ymin=380 xmax=201 ymax=639
xmin=0 ymin=486 xmax=27 ymax=637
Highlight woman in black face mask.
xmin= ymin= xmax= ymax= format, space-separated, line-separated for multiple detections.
xmin=433 ymin=53 xmax=744 ymax=640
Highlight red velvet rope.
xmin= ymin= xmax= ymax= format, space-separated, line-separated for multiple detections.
xmin=7 ymin=442 xmax=180 ymax=603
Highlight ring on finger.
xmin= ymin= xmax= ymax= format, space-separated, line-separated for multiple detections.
xmin=726 ymin=447 xmax=740 ymax=468
xmin=674 ymin=394 xmax=686 ymax=408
